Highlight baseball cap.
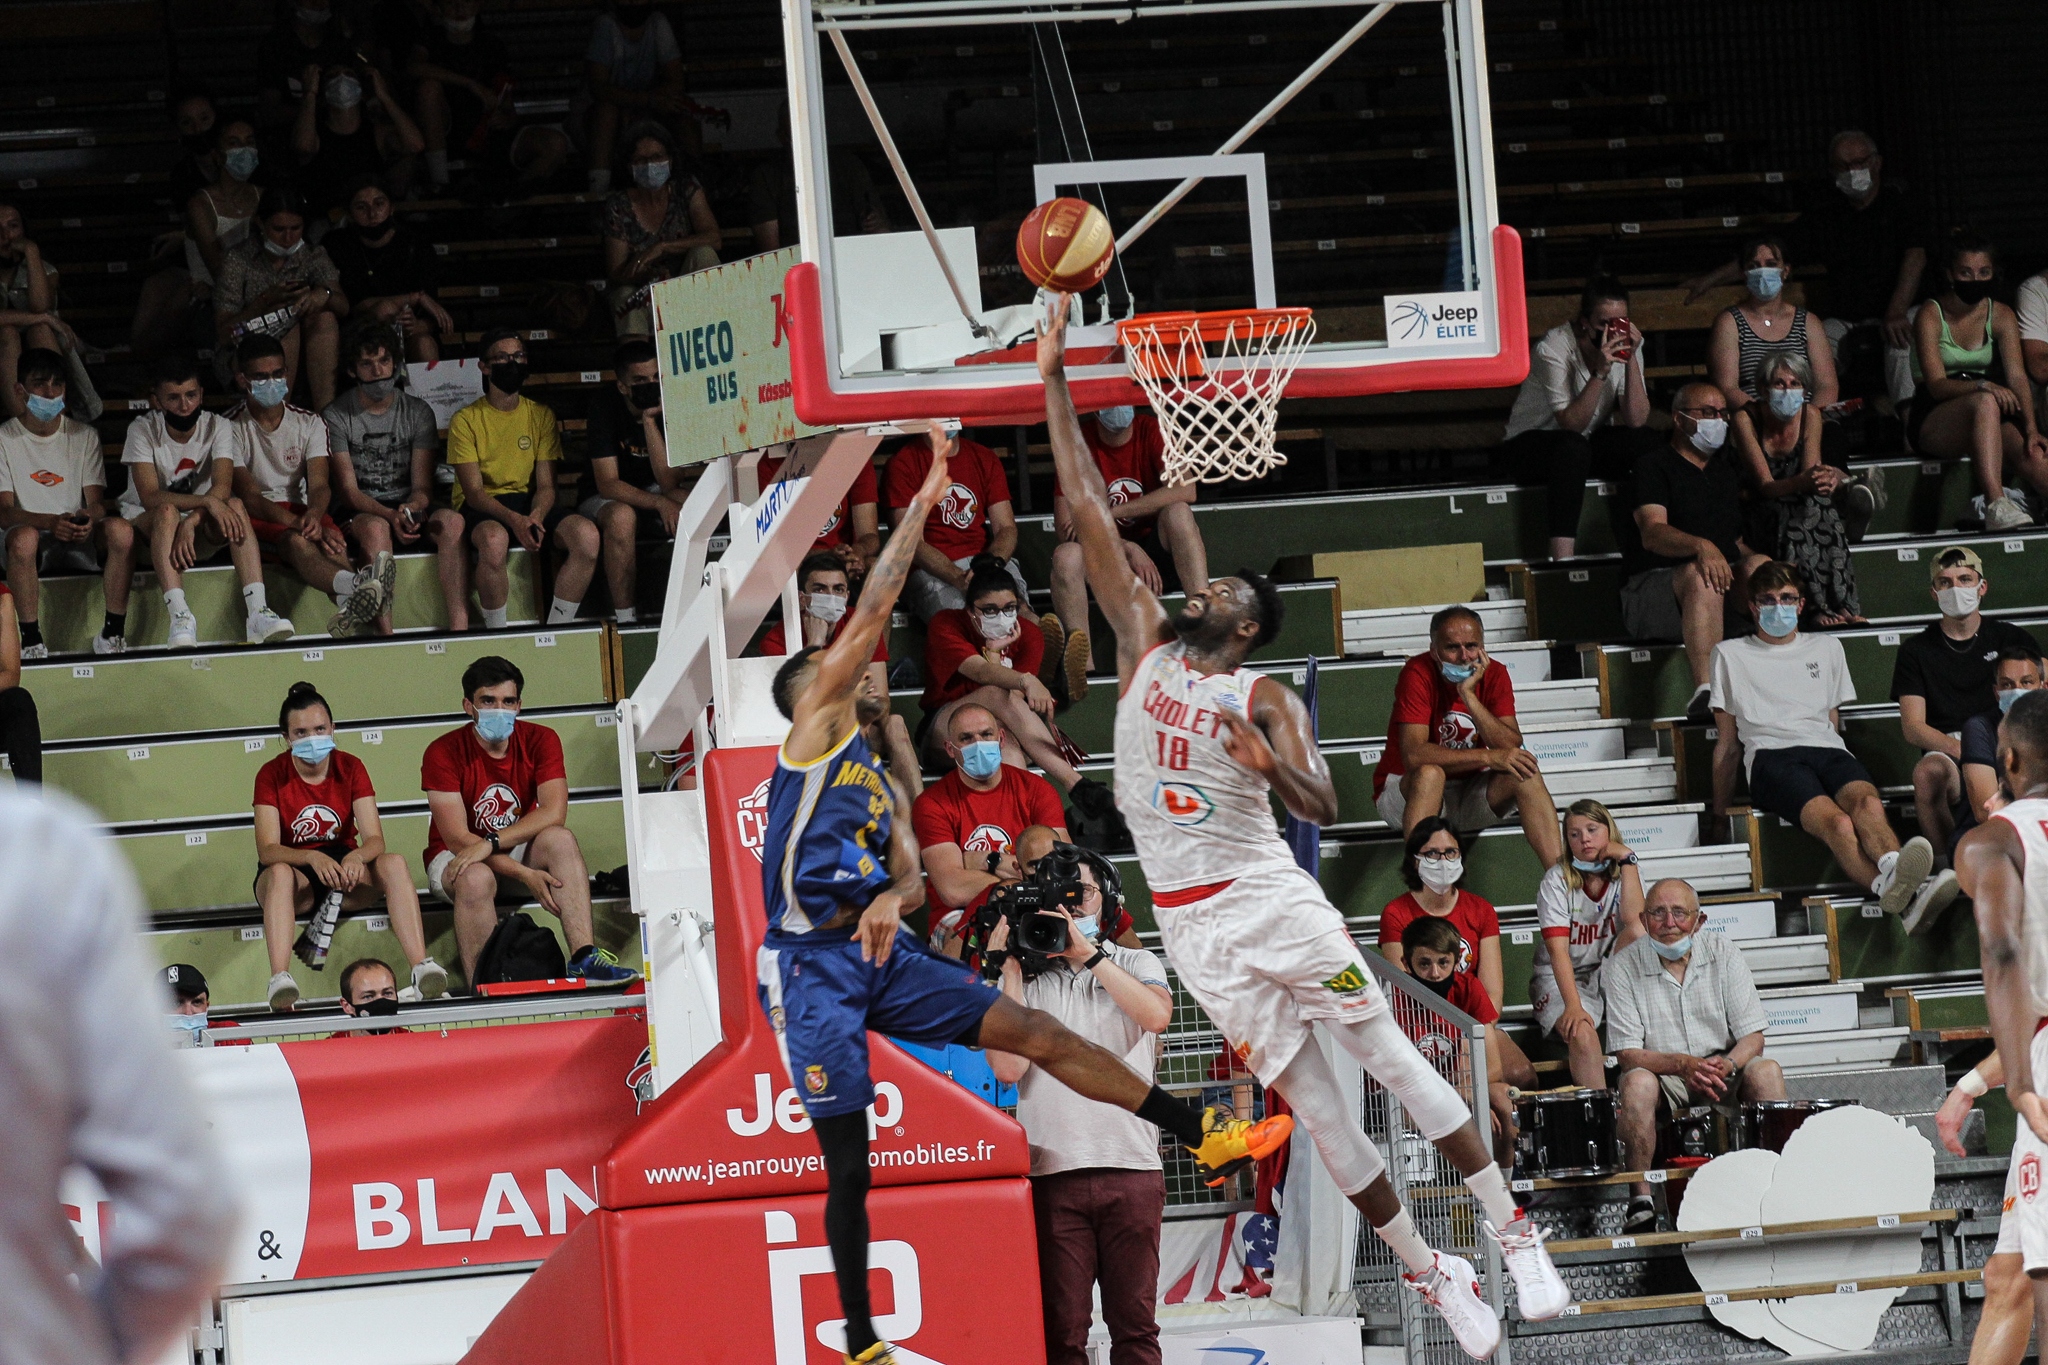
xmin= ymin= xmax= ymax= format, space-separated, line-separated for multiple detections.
xmin=162 ymin=963 xmax=209 ymax=1001
xmin=1930 ymin=545 xmax=1984 ymax=582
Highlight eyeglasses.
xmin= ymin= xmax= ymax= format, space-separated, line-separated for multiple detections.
xmin=1678 ymin=405 xmax=1729 ymax=419
xmin=1417 ymin=848 xmax=1460 ymax=863
xmin=972 ymin=603 xmax=1017 ymax=618
xmin=1645 ymin=907 xmax=1697 ymax=925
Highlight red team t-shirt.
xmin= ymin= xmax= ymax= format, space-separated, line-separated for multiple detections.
xmin=1055 ymin=414 xmax=1169 ymax=539
xmin=253 ymin=749 xmax=376 ymax=849
xmin=1403 ymin=971 xmax=1499 ymax=1063
xmin=911 ymin=765 xmax=1068 ymax=914
xmin=1371 ymin=652 xmax=1518 ymax=797
xmin=921 ymin=610 xmax=1045 ymax=710
xmin=757 ymin=453 xmax=879 ymax=553
xmin=419 ymin=721 xmax=568 ymax=861
xmin=883 ymin=437 xmax=1011 ymax=562
xmin=755 ymin=614 xmax=888 ymax=664
xmin=1378 ymin=889 xmax=1501 ymax=982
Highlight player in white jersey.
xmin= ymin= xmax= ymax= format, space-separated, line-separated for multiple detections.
xmin=1037 ymin=296 xmax=1568 ymax=1355
xmin=1929 ymin=1048 xmax=2031 ymax=1365
xmin=1957 ymin=687 xmax=2048 ymax=1352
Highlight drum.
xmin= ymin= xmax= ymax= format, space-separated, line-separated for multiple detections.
xmin=1516 ymin=1088 xmax=1622 ymax=1178
xmin=1740 ymin=1099 xmax=1850 ymax=1153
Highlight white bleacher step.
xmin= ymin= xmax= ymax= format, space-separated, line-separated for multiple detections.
xmin=1355 ymin=639 xmax=1554 ymax=684
xmin=1770 ymin=1025 xmax=1912 ymax=1075
xmin=1700 ymin=897 xmax=1779 ymax=940
xmin=1486 ymin=842 xmax=1750 ymax=918
xmin=1349 ymin=719 xmax=1639 ymax=777
xmin=1738 ymin=934 xmax=1833 ymax=987
xmin=1341 ymin=599 xmax=1528 ymax=657
xmin=1514 ymin=676 xmax=1600 ymax=723
xmin=1612 ymin=802 xmax=1703 ymax=851
xmin=1761 ymin=981 xmax=1864 ymax=1035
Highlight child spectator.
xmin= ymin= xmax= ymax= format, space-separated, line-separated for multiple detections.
xmin=327 ymin=177 xmax=453 ymax=362
xmin=581 ymin=0 xmax=690 ymax=195
xmin=0 ymin=348 xmax=136 ymax=657
xmin=0 ymin=579 xmax=38 ymax=781
xmin=229 ymin=334 xmax=393 ymax=638
xmin=577 ymin=339 xmax=688 ymax=622
xmin=600 ymin=121 xmax=720 ymax=338
xmin=214 ymin=189 xmax=348 ymax=411
xmin=293 ymin=63 xmax=425 ymax=220
xmin=121 ymin=353 xmax=296 ymax=649
xmin=0 ymin=202 xmax=76 ymax=422
xmin=1400 ymin=914 xmax=1520 ymax=1165
xmin=254 ymin=681 xmax=448 ymax=1011
xmin=421 ymin=655 xmax=638 ymax=987
xmin=1532 ymin=800 xmax=1643 ymax=1090
xmin=323 ymin=325 xmax=440 ymax=634
xmin=885 ymin=428 xmax=1029 ymax=621
xmin=429 ymin=328 xmax=599 ymax=629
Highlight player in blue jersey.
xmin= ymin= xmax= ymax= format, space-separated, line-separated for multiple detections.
xmin=765 ymin=423 xmax=1292 ymax=1365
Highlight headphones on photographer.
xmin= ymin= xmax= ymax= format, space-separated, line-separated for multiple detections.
xmin=1071 ymin=845 xmax=1124 ymax=919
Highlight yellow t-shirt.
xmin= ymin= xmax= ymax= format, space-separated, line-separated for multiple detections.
xmin=446 ymin=396 xmax=561 ymax=509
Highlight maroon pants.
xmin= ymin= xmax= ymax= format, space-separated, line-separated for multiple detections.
xmin=1032 ymin=1167 xmax=1164 ymax=1365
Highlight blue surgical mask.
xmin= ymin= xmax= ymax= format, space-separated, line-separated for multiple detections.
xmin=167 ymin=1013 xmax=207 ymax=1042
xmin=958 ymin=739 xmax=1002 ymax=779
xmin=2001 ymin=688 xmax=2028 ymax=714
xmin=224 ymin=146 xmax=260 ymax=181
xmin=24 ymin=393 xmax=65 ymax=422
xmin=1767 ymin=387 xmax=1806 ymax=420
xmin=475 ymin=706 xmax=518 ymax=743
xmin=1074 ymin=914 xmax=1100 ymax=941
xmin=1097 ymin=406 xmax=1135 ymax=433
xmin=1439 ymin=661 xmax=1476 ymax=684
xmin=1757 ymin=602 xmax=1800 ymax=637
xmin=631 ymin=160 xmax=672 ymax=190
xmin=291 ymin=734 xmax=336 ymax=763
xmin=1746 ymin=266 xmax=1784 ymax=300
xmin=249 ymin=376 xmax=290 ymax=407
xmin=1570 ymin=856 xmax=1608 ymax=873
xmin=1652 ymin=934 xmax=1693 ymax=961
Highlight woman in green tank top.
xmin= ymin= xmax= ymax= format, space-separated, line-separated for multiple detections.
xmin=1911 ymin=233 xmax=2048 ymax=534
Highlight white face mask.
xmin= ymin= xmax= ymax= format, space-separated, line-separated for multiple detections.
xmin=1689 ymin=416 xmax=1729 ymax=453
xmin=1937 ymin=584 xmax=1981 ymax=619
xmin=804 ymin=591 xmax=847 ymax=623
xmin=1835 ymin=167 xmax=1874 ymax=197
xmin=1417 ymin=855 xmax=1463 ymax=893
xmin=977 ymin=607 xmax=1019 ymax=641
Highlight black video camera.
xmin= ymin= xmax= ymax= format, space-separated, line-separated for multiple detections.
xmin=976 ymin=842 xmax=1088 ymax=979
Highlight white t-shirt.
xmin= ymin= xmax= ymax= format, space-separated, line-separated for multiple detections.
xmin=1533 ymin=862 xmax=1627 ymax=988
xmin=2019 ymin=274 xmax=2048 ymax=348
xmin=1709 ymin=631 xmax=1856 ymax=773
xmin=234 ymin=404 xmax=328 ymax=507
xmin=0 ymin=416 xmax=102 ymax=517
xmin=118 ymin=411 xmax=239 ymax=520
xmin=585 ymin=13 xmax=680 ymax=89
xmin=1015 ymin=943 xmax=1169 ymax=1177
xmin=1503 ymin=322 xmax=1634 ymax=441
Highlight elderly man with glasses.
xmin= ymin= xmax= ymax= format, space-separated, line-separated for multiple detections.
xmin=1604 ymin=877 xmax=1783 ymax=1232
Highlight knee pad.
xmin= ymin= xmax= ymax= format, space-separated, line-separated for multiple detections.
xmin=1273 ymin=1043 xmax=1385 ymax=1197
xmin=1327 ymin=1011 xmax=1474 ymax=1143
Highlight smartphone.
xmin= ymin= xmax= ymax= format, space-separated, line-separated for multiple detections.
xmin=1605 ymin=317 xmax=1634 ymax=362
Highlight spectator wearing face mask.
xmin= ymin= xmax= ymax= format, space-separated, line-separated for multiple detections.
xmin=1532 ymin=800 xmax=1643 ymax=1090
xmin=1892 ymin=546 xmax=2041 ymax=867
xmin=292 ymin=62 xmax=426 ymax=221
xmin=913 ymin=702 xmax=1070 ymax=953
xmin=334 ymin=959 xmax=409 ymax=1034
xmin=409 ymin=0 xmax=571 ymax=194
xmin=1729 ymin=351 xmax=1864 ymax=627
xmin=254 ymin=0 xmax=357 ymax=133
xmin=1706 ymin=236 xmax=1839 ymax=420
xmin=581 ymin=0 xmax=689 ymax=196
xmin=0 ymin=577 xmax=38 ymax=781
xmin=601 ymin=121 xmax=719 ymax=339
xmin=123 ymin=353 xmax=296 ymax=650
xmin=215 ymin=188 xmax=349 ymax=411
xmin=1910 ymin=234 xmax=2048 ymax=534
xmin=1399 ymin=914 xmax=1520 ymax=1166
xmin=1623 ymin=382 xmax=1770 ymax=722
xmin=753 ymin=553 xmax=887 ymax=697
xmin=577 ymin=339 xmax=689 ymax=622
xmin=255 ymin=681 xmax=448 ymax=1012
xmin=162 ymin=964 xmax=212 ymax=1047
xmin=229 ymin=334 xmax=393 ymax=638
xmin=323 ymin=325 xmax=440 ymax=634
xmin=0 ymin=202 xmax=80 ymax=424
xmin=422 ymin=655 xmax=640 ymax=988
xmin=184 ymin=121 xmax=264 ymax=312
xmin=1956 ymin=644 xmax=2046 ymax=860
xmin=326 ymin=176 xmax=453 ymax=362
xmin=0 ymin=348 xmax=137 ymax=658
xmin=167 ymin=92 xmax=224 ymax=207
xmin=1046 ymin=404 xmax=1210 ymax=702
xmin=432 ymin=328 xmax=600 ymax=630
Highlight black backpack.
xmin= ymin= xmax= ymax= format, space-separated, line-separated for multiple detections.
xmin=471 ymin=911 xmax=568 ymax=985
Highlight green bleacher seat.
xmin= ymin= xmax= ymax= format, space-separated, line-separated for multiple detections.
xmin=1806 ymin=893 xmax=1981 ymax=986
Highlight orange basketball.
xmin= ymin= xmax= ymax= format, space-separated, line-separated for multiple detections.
xmin=1016 ymin=197 xmax=1115 ymax=293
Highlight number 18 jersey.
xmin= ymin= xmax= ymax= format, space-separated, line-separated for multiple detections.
xmin=1113 ymin=640 xmax=1301 ymax=893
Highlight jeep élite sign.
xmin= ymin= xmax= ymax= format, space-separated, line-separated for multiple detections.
xmin=653 ymin=247 xmax=827 ymax=466
xmin=1383 ymin=289 xmax=1488 ymax=348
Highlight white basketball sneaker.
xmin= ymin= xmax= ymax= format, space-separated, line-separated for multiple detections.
xmin=1488 ymin=1211 xmax=1571 ymax=1320
xmin=1404 ymin=1251 xmax=1500 ymax=1359
xmin=167 ymin=609 xmax=199 ymax=650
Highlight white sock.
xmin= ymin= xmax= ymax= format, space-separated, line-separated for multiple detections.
xmin=481 ymin=605 xmax=509 ymax=630
xmin=1374 ymin=1208 xmax=1436 ymax=1276
xmin=164 ymin=587 xmax=188 ymax=616
xmin=426 ymin=150 xmax=450 ymax=185
xmin=587 ymin=167 xmax=611 ymax=194
xmin=548 ymin=596 xmax=581 ymax=624
xmin=333 ymin=569 xmax=357 ymax=600
xmin=1464 ymin=1162 xmax=1519 ymax=1228
xmin=242 ymin=582 xmax=266 ymax=615
xmin=614 ymin=606 xmax=637 ymax=624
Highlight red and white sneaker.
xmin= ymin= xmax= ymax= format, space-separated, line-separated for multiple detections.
xmin=1488 ymin=1211 xmax=1571 ymax=1320
xmin=1404 ymin=1251 xmax=1500 ymax=1359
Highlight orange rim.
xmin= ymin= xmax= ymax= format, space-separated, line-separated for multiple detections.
xmin=1116 ymin=307 xmax=1314 ymax=379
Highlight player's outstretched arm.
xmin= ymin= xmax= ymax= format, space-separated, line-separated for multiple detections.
xmin=1037 ymin=293 xmax=1171 ymax=675
xmin=1958 ymin=820 xmax=2047 ymax=1137
xmin=1219 ymin=675 xmax=1339 ymax=827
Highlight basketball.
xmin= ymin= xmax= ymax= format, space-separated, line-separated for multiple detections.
xmin=1015 ymin=197 xmax=1115 ymax=293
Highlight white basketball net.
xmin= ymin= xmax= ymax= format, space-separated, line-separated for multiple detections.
xmin=1120 ymin=312 xmax=1316 ymax=485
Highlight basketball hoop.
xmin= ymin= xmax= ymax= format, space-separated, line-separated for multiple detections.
xmin=1115 ymin=308 xmax=1315 ymax=485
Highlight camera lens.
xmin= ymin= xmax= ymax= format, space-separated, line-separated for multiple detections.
xmin=1019 ymin=911 xmax=1068 ymax=956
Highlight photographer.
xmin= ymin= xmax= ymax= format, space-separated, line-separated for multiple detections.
xmin=987 ymin=847 xmax=1171 ymax=1365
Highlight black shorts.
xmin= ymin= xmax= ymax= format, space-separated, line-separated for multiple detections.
xmin=1747 ymin=745 xmax=1873 ymax=826
xmin=458 ymin=491 xmax=570 ymax=542
xmin=1127 ymin=526 xmax=1183 ymax=594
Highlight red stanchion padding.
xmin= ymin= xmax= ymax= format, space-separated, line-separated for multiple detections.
xmin=463 ymin=1178 xmax=1046 ymax=1365
xmin=601 ymin=745 xmax=1029 ymax=1210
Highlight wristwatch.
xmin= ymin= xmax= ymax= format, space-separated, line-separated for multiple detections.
xmin=1081 ymin=949 xmax=1108 ymax=971
xmin=1619 ymin=852 xmax=1640 ymax=866
xmin=985 ymin=850 xmax=1002 ymax=875
xmin=487 ymin=833 xmax=502 ymax=856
